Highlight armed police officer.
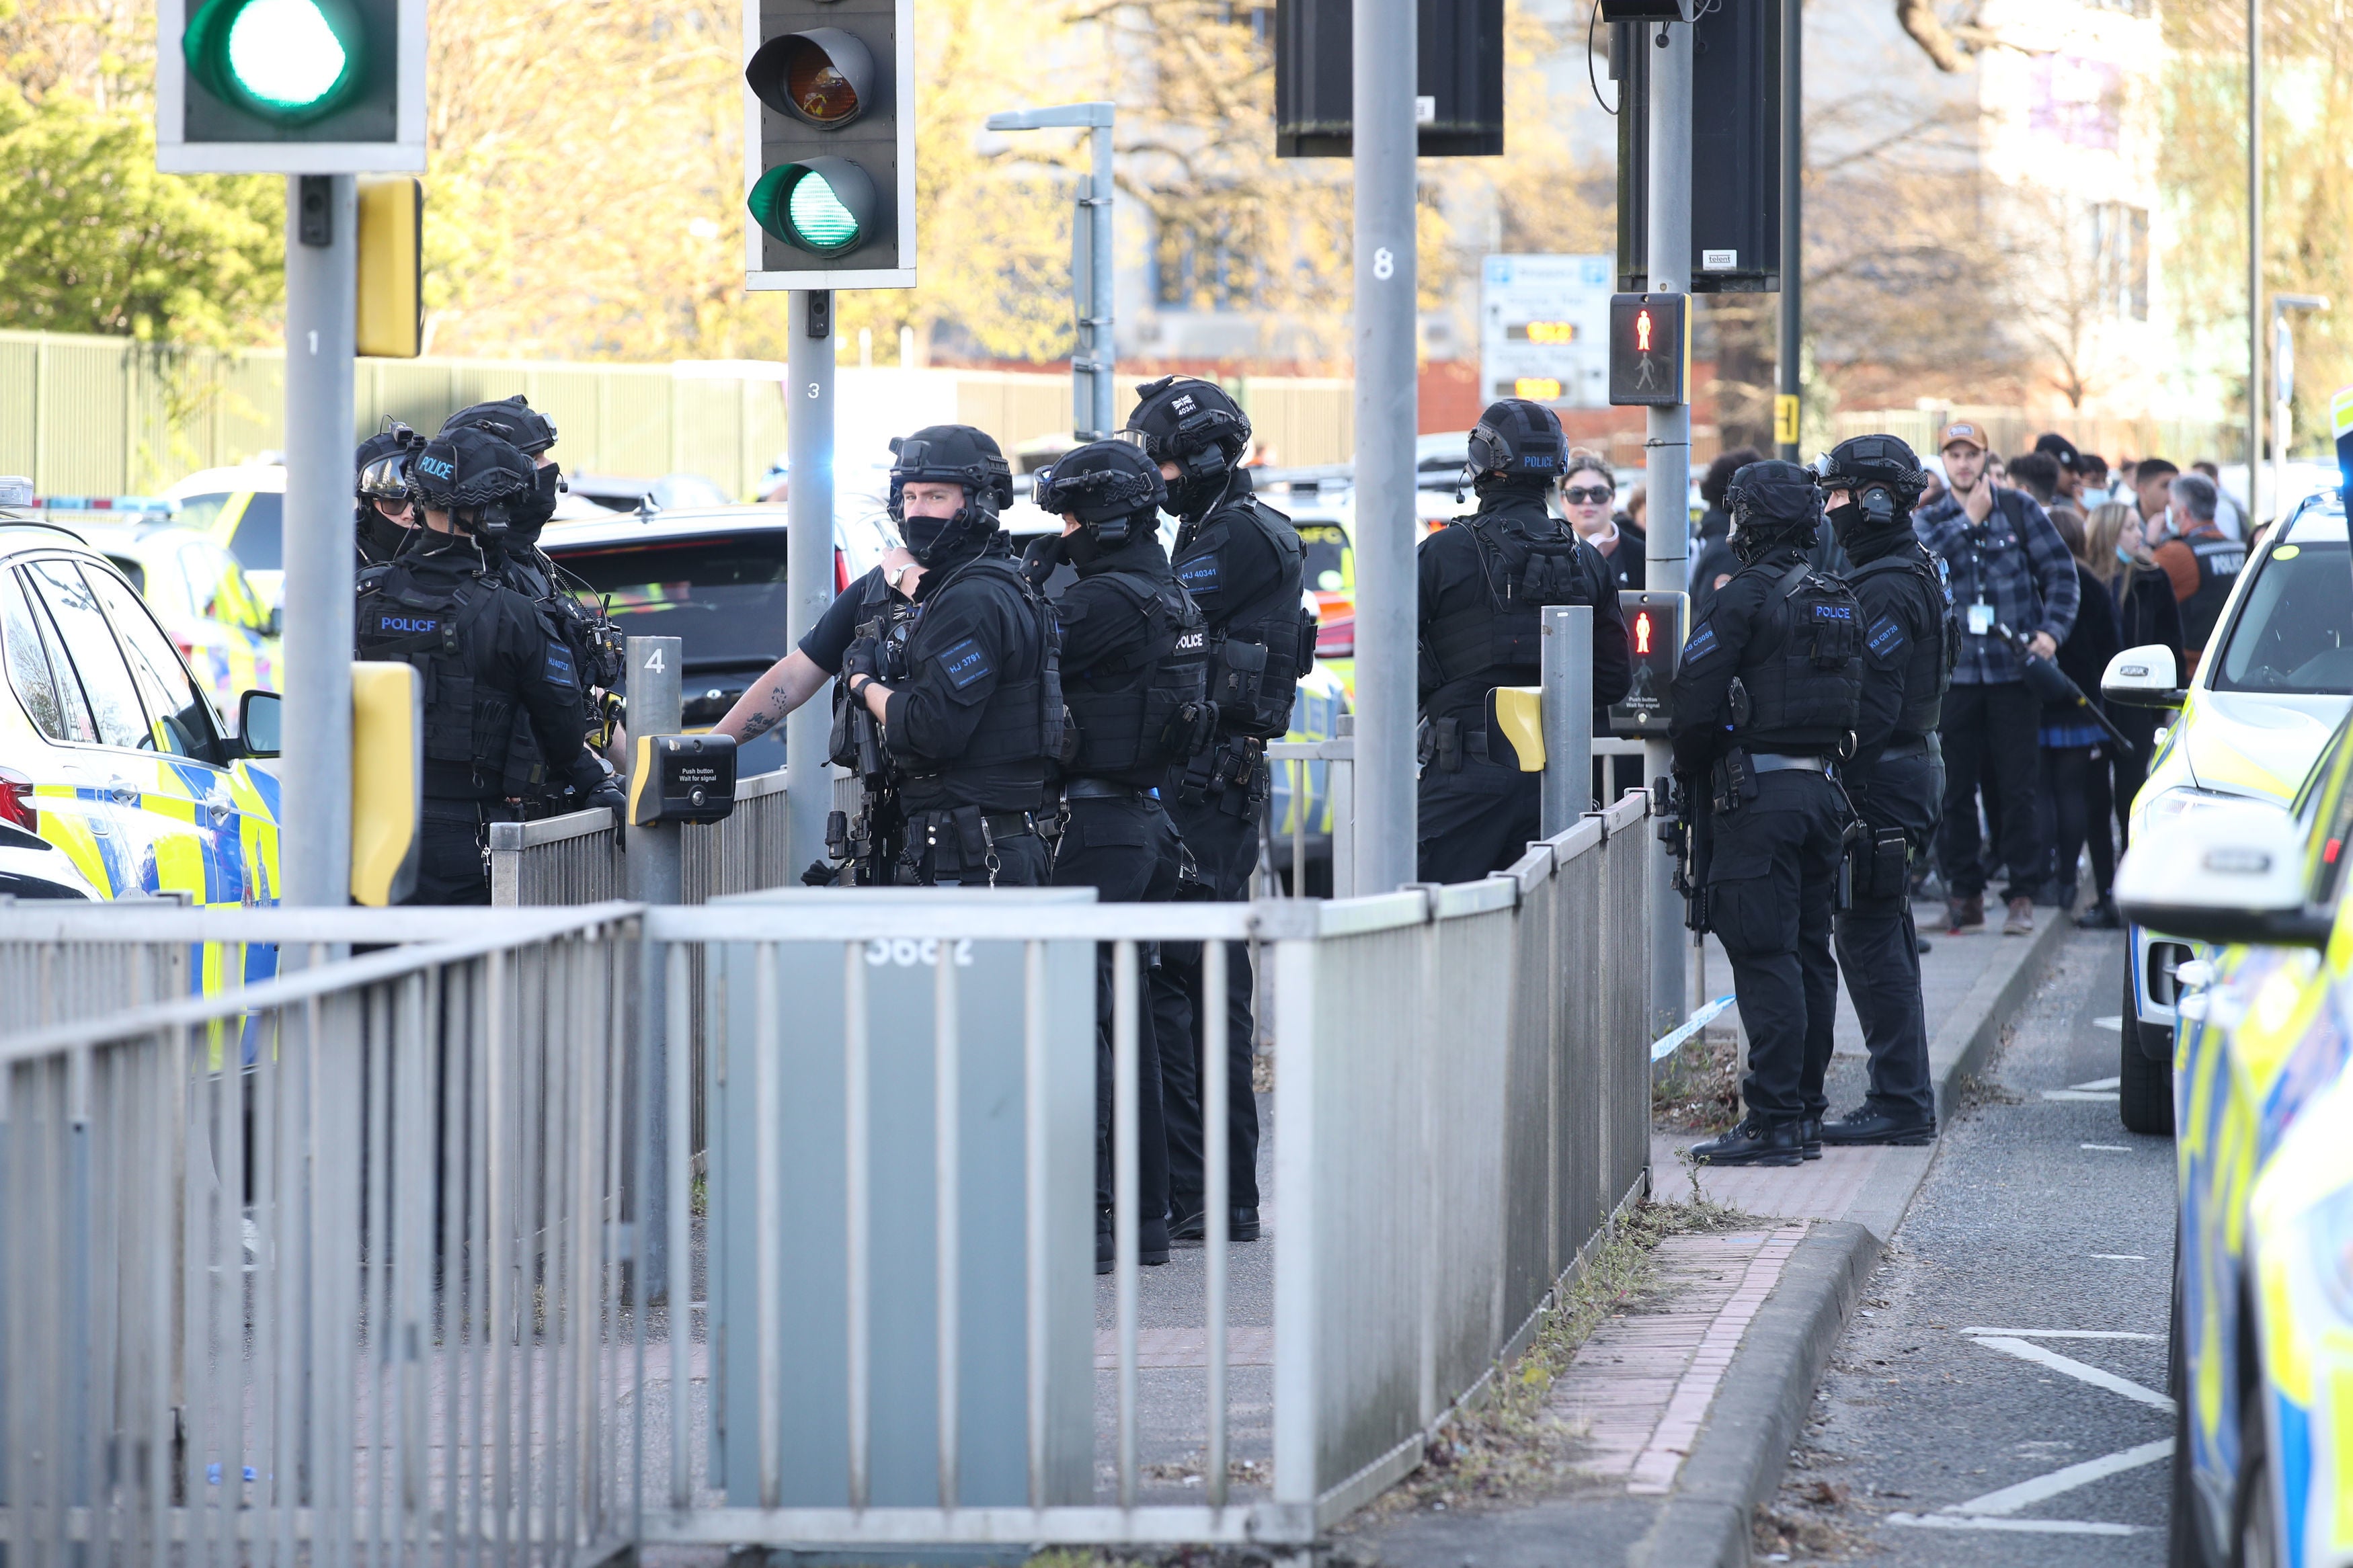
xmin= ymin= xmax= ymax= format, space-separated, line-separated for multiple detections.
xmin=1119 ymin=376 xmax=1312 ymax=1246
xmin=355 ymin=426 xmax=625 ymax=903
xmin=1417 ymin=398 xmax=1632 ymax=884
xmin=1814 ymin=437 xmax=1951 ymax=1147
xmin=832 ymin=425 xmax=1062 ymax=886
xmin=438 ymin=396 xmax=627 ymax=788
xmin=354 ymin=422 xmax=423 ymax=567
xmin=1669 ymin=461 xmax=1862 ymax=1167
xmin=1031 ymin=440 xmax=1213 ymax=1272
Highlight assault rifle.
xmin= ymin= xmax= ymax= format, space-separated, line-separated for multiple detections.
xmin=803 ymin=606 xmax=912 ymax=886
xmin=1654 ymin=772 xmax=1714 ymax=934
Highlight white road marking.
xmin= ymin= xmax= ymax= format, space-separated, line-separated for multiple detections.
xmin=2043 ymin=1089 xmax=2120 ymax=1101
xmin=2071 ymin=1076 xmax=2122 ymax=1091
xmin=1958 ymin=1329 xmax=2162 ymax=1340
xmin=1888 ymin=1514 xmax=2141 ymax=1536
xmin=1969 ymin=1336 xmax=2173 ymax=1410
xmin=2091 ymin=1253 xmax=2149 ymax=1261
xmin=1947 ymin=1438 xmax=2174 ymax=1516
xmin=2093 ymin=1016 xmax=2123 ymax=1031
xmin=2082 ymin=1143 xmax=2132 ymax=1152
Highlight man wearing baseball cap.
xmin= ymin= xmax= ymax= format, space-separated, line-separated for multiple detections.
xmin=2034 ymin=432 xmax=2086 ymax=506
xmin=1914 ymin=421 xmax=2081 ymax=936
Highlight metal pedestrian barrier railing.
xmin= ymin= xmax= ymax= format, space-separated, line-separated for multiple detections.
xmin=487 ymin=766 xmax=792 ymax=906
xmin=0 ymin=789 xmax=1654 ymax=1559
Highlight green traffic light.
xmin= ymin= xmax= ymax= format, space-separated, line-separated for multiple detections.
xmin=787 ymin=173 xmax=860 ymax=251
xmin=185 ymin=0 xmax=364 ymax=125
xmin=747 ymin=157 xmax=878 ymax=258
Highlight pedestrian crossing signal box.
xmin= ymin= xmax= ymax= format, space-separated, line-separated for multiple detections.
xmin=1608 ymin=591 xmax=1685 ymax=739
xmin=1607 ymin=293 xmax=1687 ymax=407
xmin=631 ymin=733 xmax=739 ymax=825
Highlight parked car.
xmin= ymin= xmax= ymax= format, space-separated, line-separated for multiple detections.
xmin=164 ymin=462 xmax=287 ymax=612
xmin=77 ymin=523 xmax=281 ymax=733
xmin=2114 ymin=717 xmax=2353 ymax=1567
xmin=0 ymin=517 xmax=282 ymax=938
xmin=2105 ymin=493 xmax=2353 ymax=1132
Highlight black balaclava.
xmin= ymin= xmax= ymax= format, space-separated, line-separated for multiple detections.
xmin=1724 ymin=460 xmax=1823 ymax=565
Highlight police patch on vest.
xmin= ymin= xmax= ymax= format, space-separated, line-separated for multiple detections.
xmin=1683 ymin=622 xmax=1719 ymax=663
xmin=1176 ymin=555 xmax=1222 ymax=594
xmin=939 ymin=637 xmax=993 ymax=689
xmin=1176 ymin=628 xmax=1206 ymax=653
xmin=545 ymin=646 xmax=577 ymax=687
xmin=1867 ymin=616 xmax=1906 ymax=659
xmin=1812 ymin=603 xmax=1855 ymax=624
xmin=379 ymin=614 xmax=438 ymax=634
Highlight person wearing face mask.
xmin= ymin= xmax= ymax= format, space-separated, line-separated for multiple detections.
xmin=827 ymin=425 xmax=1062 ymax=887
xmin=1415 ymin=398 xmax=1632 ymax=885
xmin=1029 ymin=440 xmax=1213 ymax=1274
xmin=354 ymin=426 xmax=625 ymax=903
xmin=354 ymin=422 xmax=424 ymax=567
xmin=1669 ymin=460 xmax=1862 ymax=1167
xmin=438 ymin=397 xmax=628 ymax=790
xmin=1812 ymin=436 xmax=1952 ymax=1147
xmin=1562 ymin=452 xmax=1642 ymax=591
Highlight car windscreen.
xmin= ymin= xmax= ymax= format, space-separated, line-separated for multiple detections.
xmin=1298 ymin=522 xmax=1349 ymax=592
xmin=228 ymin=493 xmax=283 ymax=573
xmin=547 ymin=534 xmax=789 ymax=665
xmin=2210 ymin=540 xmax=2353 ymax=695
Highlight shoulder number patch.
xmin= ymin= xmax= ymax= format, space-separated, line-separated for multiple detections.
xmin=938 ymin=636 xmax=993 ymax=690
xmin=1175 ymin=554 xmax=1222 ymax=595
xmin=1682 ymin=621 xmax=1719 ymax=664
xmin=1866 ymin=615 xmax=1907 ymax=659
xmin=545 ymin=645 xmax=578 ymax=687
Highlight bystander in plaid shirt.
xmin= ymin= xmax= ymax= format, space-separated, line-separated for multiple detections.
xmin=1912 ymin=485 xmax=2081 ymax=686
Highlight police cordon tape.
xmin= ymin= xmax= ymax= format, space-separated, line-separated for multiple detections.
xmin=1652 ymin=993 xmax=1738 ymax=1063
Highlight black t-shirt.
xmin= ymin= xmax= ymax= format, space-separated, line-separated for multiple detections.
xmin=798 ymin=565 xmax=896 ymax=674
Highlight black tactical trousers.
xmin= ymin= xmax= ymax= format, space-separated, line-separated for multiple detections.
xmin=403 ymin=802 xmax=495 ymax=905
xmin=1835 ymin=740 xmax=1944 ymax=1124
xmin=900 ymin=819 xmax=1051 ymax=887
xmin=1416 ymin=727 xmax=1539 ymax=885
xmin=1707 ymin=768 xmax=1846 ymax=1124
xmin=1051 ymin=792 xmax=1187 ymax=1223
xmin=1937 ymin=680 xmax=2044 ymax=903
xmin=1159 ymin=783 xmax=1263 ymax=1213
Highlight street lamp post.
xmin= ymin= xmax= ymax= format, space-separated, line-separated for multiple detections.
xmin=2272 ymin=294 xmax=2329 ymax=517
xmin=984 ymin=104 xmax=1117 ymax=440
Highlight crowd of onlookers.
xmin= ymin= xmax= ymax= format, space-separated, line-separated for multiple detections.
xmin=1562 ymin=426 xmax=2262 ymax=939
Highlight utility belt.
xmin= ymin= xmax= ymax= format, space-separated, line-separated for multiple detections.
xmin=1707 ymin=747 xmax=1832 ymax=813
xmin=421 ymin=797 xmax=524 ymax=827
xmin=900 ymin=806 xmax=1044 ymax=887
xmin=1175 ymin=733 xmax=1269 ymax=817
xmin=1416 ymin=716 xmax=1495 ymax=774
xmin=1062 ymin=776 xmax=1152 ymax=803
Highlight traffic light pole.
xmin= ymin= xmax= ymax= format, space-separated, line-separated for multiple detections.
xmin=786 ymin=290 xmax=837 ymax=880
xmin=1351 ymin=0 xmax=1418 ymax=895
xmin=280 ymin=173 xmax=358 ymax=908
xmin=1775 ymin=0 xmax=1802 ymax=463
xmin=1644 ymin=20 xmax=1692 ymax=1040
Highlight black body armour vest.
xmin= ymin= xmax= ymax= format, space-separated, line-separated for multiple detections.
xmin=1062 ymin=572 xmax=1211 ymax=781
xmin=1425 ymin=512 xmax=1596 ymax=710
xmin=900 ymin=552 xmax=1066 ymax=783
xmin=1847 ymin=550 xmax=1955 ymax=738
xmin=2182 ymin=531 xmax=2245 ymax=651
xmin=1728 ymin=560 xmax=1865 ymax=755
xmin=1174 ymin=495 xmax=1316 ymax=741
xmin=356 ymin=559 xmax=543 ymax=798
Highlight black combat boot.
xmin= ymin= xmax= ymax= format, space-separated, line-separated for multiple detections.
xmin=1818 ymin=1104 xmax=1937 ymax=1147
xmin=1688 ymin=1116 xmax=1804 ymax=1167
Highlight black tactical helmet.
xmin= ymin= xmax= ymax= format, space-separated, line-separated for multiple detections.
xmin=1466 ymin=399 xmax=1568 ymax=487
xmin=1121 ymin=376 xmax=1252 ymax=513
xmin=442 ymin=395 xmax=559 ymax=456
xmin=888 ymin=425 xmax=1012 ymax=565
xmin=1724 ymin=458 xmax=1823 ymax=558
xmin=356 ymin=421 xmax=422 ymax=498
xmin=1037 ymin=439 xmax=1168 ymax=549
xmin=407 ymin=426 xmax=538 ymax=532
xmin=1814 ymin=434 xmax=1930 ymax=515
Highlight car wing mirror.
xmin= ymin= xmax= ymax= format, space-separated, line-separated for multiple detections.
xmin=2102 ymin=643 xmax=2188 ymax=708
xmin=238 ymin=690 xmax=282 ymax=757
xmin=2116 ymin=799 xmax=2329 ymax=948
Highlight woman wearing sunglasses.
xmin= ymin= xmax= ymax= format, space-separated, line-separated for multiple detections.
xmin=1561 ymin=450 xmax=1644 ymax=591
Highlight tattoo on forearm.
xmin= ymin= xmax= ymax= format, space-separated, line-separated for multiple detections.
xmin=740 ymin=711 xmax=777 ymax=741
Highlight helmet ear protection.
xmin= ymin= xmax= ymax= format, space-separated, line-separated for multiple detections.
xmin=1858 ymin=484 xmax=1897 ymax=526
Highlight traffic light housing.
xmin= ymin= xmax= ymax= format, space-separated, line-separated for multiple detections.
xmin=1613 ymin=0 xmax=1782 ymax=293
xmin=355 ymin=176 xmax=422 ymax=358
xmin=1607 ymin=293 xmax=1687 ymax=407
xmin=157 ymin=0 xmax=424 ymax=173
xmin=1275 ymin=0 xmax=1505 ymax=157
xmin=1607 ymin=591 xmax=1685 ymax=739
xmin=743 ymin=0 xmax=915 ymax=289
